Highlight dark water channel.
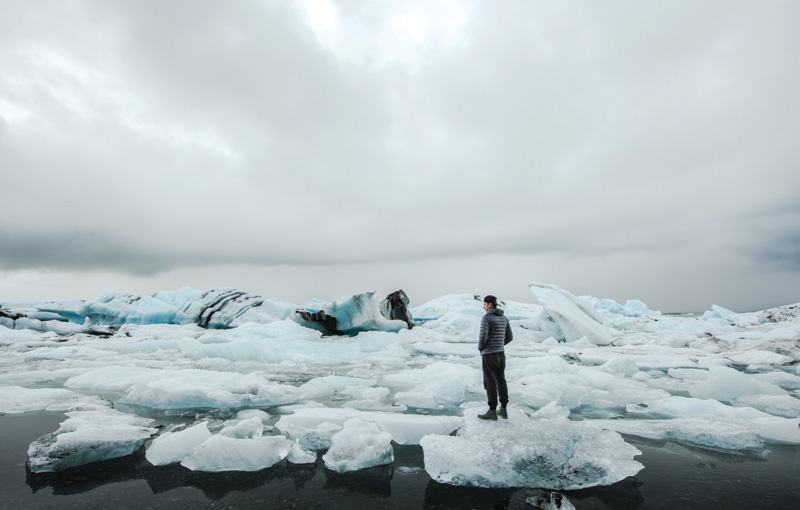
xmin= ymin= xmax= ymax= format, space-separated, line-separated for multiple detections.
xmin=2 ymin=413 xmax=798 ymax=509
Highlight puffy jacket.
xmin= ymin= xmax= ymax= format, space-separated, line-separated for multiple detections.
xmin=478 ymin=307 xmax=513 ymax=355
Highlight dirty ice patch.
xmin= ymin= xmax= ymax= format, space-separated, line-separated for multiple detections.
xmin=0 ymin=386 xmax=106 ymax=414
xmin=27 ymin=406 xmax=157 ymax=472
xmin=322 ymin=417 xmax=394 ymax=472
xmin=420 ymin=408 xmax=642 ymax=490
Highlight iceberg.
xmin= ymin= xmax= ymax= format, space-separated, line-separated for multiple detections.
xmin=27 ymin=406 xmax=157 ymax=473
xmin=291 ymin=291 xmax=411 ymax=335
xmin=79 ymin=287 xmax=296 ymax=328
xmin=420 ymin=408 xmax=643 ymax=489
xmin=529 ymin=282 xmax=612 ymax=345
xmin=322 ymin=417 xmax=394 ymax=472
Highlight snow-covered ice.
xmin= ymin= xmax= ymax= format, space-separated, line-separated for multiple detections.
xmin=322 ymin=417 xmax=394 ymax=472
xmin=1 ymin=281 xmax=797 ymax=485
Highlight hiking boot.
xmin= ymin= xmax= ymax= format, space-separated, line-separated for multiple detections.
xmin=478 ymin=409 xmax=498 ymax=421
xmin=497 ymin=407 xmax=508 ymax=420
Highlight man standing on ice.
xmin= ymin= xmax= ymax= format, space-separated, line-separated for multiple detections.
xmin=478 ymin=295 xmax=513 ymax=420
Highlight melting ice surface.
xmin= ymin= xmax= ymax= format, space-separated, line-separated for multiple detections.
xmin=1 ymin=282 xmax=799 ymax=488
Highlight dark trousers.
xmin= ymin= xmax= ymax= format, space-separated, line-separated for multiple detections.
xmin=482 ymin=352 xmax=508 ymax=409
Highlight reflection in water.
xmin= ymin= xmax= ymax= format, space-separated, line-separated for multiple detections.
xmin=323 ymin=464 xmax=394 ymax=497
xmin=422 ymin=476 xmax=646 ymax=510
xmin=26 ymin=446 xmax=316 ymax=500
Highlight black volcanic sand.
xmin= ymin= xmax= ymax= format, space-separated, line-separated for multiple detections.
xmin=2 ymin=413 xmax=799 ymax=509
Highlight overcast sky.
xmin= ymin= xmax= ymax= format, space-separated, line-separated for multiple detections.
xmin=1 ymin=0 xmax=799 ymax=312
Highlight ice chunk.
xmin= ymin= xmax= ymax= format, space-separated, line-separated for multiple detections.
xmin=220 ymin=416 xmax=265 ymax=438
xmin=590 ymin=418 xmax=764 ymax=452
xmin=667 ymin=368 xmax=709 ymax=381
xmin=531 ymin=401 xmax=571 ymax=420
xmin=752 ymin=417 xmax=800 ymax=444
xmin=276 ymin=407 xmax=462 ymax=445
xmin=181 ymin=435 xmax=292 ymax=472
xmin=27 ymin=406 xmax=157 ymax=472
xmin=342 ymin=400 xmax=408 ymax=412
xmin=421 ymin=409 xmax=642 ymax=489
xmin=382 ymin=362 xmax=481 ymax=409
xmin=689 ymin=366 xmax=787 ymax=402
xmin=591 ymin=298 xmax=661 ymax=318
xmin=322 ymin=417 xmax=394 ymax=472
xmin=234 ymin=409 xmax=270 ymax=423
xmin=727 ymin=350 xmax=793 ymax=368
xmin=0 ymin=386 xmax=106 ymax=414
xmin=299 ymin=375 xmax=377 ymax=399
xmin=279 ymin=421 xmax=343 ymax=450
xmin=596 ymin=357 xmax=639 ymax=377
xmin=66 ymin=366 xmax=303 ymax=409
xmin=529 ymin=282 xmax=612 ymax=345
xmin=287 ymin=439 xmax=317 ymax=464
xmin=80 ymin=292 xmax=179 ymax=326
xmin=410 ymin=294 xmax=486 ymax=320
xmin=732 ymin=395 xmax=800 ymax=418
xmin=145 ymin=422 xmax=212 ymax=466
xmin=626 ymin=395 xmax=773 ymax=421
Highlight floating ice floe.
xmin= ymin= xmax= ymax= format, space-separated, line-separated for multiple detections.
xmin=688 ymin=366 xmax=787 ymax=402
xmin=420 ymin=408 xmax=643 ymax=490
xmin=589 ymin=417 xmax=764 ymax=453
xmin=27 ymin=405 xmax=157 ymax=473
xmin=322 ymin=417 xmax=394 ymax=472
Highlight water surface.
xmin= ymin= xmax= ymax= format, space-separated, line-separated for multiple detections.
xmin=2 ymin=413 xmax=798 ymax=509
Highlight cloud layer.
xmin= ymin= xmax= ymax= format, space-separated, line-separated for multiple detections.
xmin=1 ymin=0 xmax=799 ymax=311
